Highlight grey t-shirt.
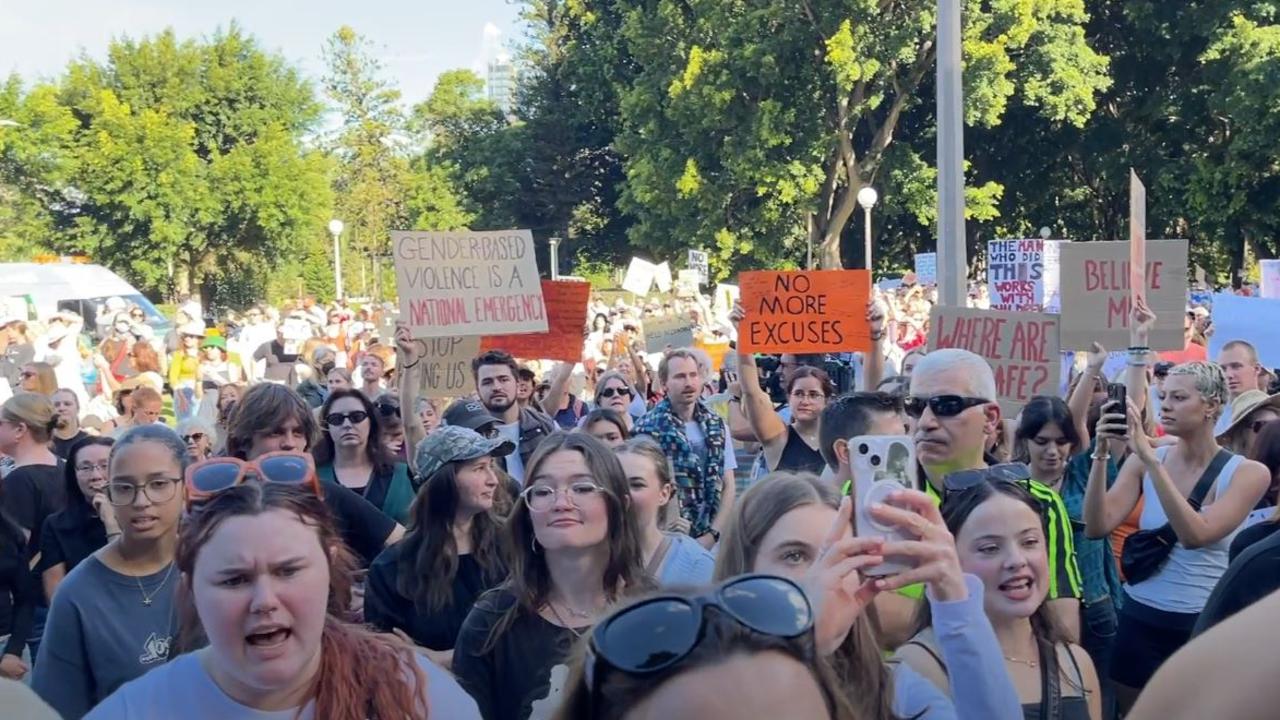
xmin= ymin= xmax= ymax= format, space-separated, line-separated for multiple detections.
xmin=32 ymin=555 xmax=177 ymax=720
xmin=86 ymin=648 xmax=481 ymax=719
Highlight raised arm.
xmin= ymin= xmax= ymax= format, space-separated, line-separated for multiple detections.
xmin=1069 ymin=343 xmax=1107 ymax=447
xmin=394 ymin=323 xmax=426 ymax=473
xmin=1083 ymin=400 xmax=1145 ymax=538
xmin=541 ymin=361 xmax=575 ymax=423
xmin=729 ymin=302 xmax=787 ymax=447
xmin=861 ymin=298 xmax=887 ymax=391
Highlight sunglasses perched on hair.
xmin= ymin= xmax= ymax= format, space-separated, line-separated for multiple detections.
xmin=184 ymin=452 xmax=320 ymax=510
xmin=324 ymin=410 xmax=369 ymax=427
xmin=903 ymin=395 xmax=989 ymax=419
xmin=942 ymin=462 xmax=1032 ymax=497
xmin=584 ymin=575 xmax=814 ymax=699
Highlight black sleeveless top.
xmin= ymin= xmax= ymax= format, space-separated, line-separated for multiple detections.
xmin=774 ymin=425 xmax=826 ymax=475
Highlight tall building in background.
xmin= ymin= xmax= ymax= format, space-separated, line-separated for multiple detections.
xmin=487 ymin=53 xmax=517 ymax=114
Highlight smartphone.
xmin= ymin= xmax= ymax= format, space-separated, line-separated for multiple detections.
xmin=1107 ymin=383 xmax=1126 ymax=413
xmin=850 ymin=434 xmax=921 ymax=576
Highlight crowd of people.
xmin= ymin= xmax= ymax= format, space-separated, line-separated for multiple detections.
xmin=0 ymin=278 xmax=1277 ymax=720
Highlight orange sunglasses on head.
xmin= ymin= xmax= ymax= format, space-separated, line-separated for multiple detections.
xmin=184 ymin=451 xmax=322 ymax=510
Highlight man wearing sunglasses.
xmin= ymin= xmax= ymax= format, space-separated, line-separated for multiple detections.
xmin=910 ymin=348 xmax=1083 ymax=640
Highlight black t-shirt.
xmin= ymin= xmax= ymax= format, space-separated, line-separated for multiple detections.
xmin=321 ymin=482 xmax=396 ymax=567
xmin=0 ymin=463 xmax=67 ymax=553
xmin=37 ymin=504 xmax=108 ymax=575
xmin=364 ymin=545 xmax=503 ymax=651
xmin=1229 ymin=520 xmax=1280 ymax=562
xmin=253 ymin=340 xmax=299 ymax=385
xmin=453 ymin=587 xmax=587 ymax=720
xmin=1193 ymin=526 xmax=1280 ymax=637
xmin=0 ymin=525 xmax=37 ymax=657
xmin=51 ymin=431 xmax=91 ymax=461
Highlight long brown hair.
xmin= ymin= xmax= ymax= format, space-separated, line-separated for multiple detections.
xmin=175 ymin=483 xmax=427 ymax=718
xmin=715 ymin=471 xmax=901 ymax=720
xmin=481 ymin=432 xmax=652 ymax=652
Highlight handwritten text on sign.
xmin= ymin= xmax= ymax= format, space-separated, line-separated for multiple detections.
xmin=1058 ymin=240 xmax=1187 ymax=351
xmin=987 ymin=239 xmax=1046 ymax=311
xmin=739 ymin=270 xmax=871 ymax=354
xmin=392 ymin=230 xmax=547 ymax=337
xmin=481 ymin=280 xmax=590 ymax=363
xmin=928 ymin=307 xmax=1061 ymax=415
xmin=413 ymin=336 xmax=480 ymax=399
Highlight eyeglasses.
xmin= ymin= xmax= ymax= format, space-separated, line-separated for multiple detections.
xmin=184 ymin=452 xmax=320 ymax=510
xmin=75 ymin=462 xmax=110 ymax=475
xmin=106 ymin=477 xmax=180 ymax=507
xmin=598 ymin=386 xmax=632 ymax=399
xmin=521 ymin=481 xmax=608 ymax=512
xmin=375 ymin=401 xmax=400 ymax=418
xmin=584 ymin=575 xmax=814 ymax=694
xmin=942 ymin=462 xmax=1032 ymax=497
xmin=790 ymin=390 xmax=826 ymax=401
xmin=19 ymin=371 xmax=34 ymax=379
xmin=324 ymin=410 xmax=369 ymax=427
xmin=903 ymin=395 xmax=989 ymax=419
xmin=182 ymin=432 xmax=206 ymax=444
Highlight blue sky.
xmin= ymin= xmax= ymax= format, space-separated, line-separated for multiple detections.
xmin=0 ymin=0 xmax=523 ymax=106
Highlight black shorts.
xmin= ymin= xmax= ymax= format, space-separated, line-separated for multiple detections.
xmin=1110 ymin=595 xmax=1198 ymax=689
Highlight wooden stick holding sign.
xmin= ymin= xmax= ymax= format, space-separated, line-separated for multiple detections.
xmin=928 ymin=306 xmax=1061 ymax=415
xmin=738 ymin=270 xmax=872 ymax=354
xmin=1130 ymin=170 xmax=1147 ymax=309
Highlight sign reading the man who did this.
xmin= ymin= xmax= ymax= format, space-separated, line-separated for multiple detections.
xmin=738 ymin=270 xmax=871 ymax=354
xmin=392 ymin=229 xmax=548 ymax=338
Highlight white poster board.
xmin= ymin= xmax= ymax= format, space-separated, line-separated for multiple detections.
xmin=1261 ymin=260 xmax=1280 ymax=299
xmin=687 ymin=250 xmax=709 ymax=284
xmin=914 ymin=253 xmax=937 ymax=285
xmin=1209 ymin=293 xmax=1280 ymax=368
xmin=653 ymin=262 xmax=673 ymax=294
xmin=987 ymin=238 xmax=1048 ymax=311
xmin=623 ymin=258 xmax=657 ymax=296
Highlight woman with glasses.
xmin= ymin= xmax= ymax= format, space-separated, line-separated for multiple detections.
xmin=616 ymin=438 xmax=711 ymax=585
xmin=32 ymin=425 xmax=186 ymax=719
xmin=1086 ymin=361 xmax=1269 ymax=711
xmin=313 ymin=389 xmax=415 ymax=525
xmin=365 ymin=426 xmax=513 ymax=669
xmin=37 ymin=437 xmax=117 ymax=603
xmin=375 ymin=393 xmax=408 ymax=463
xmin=19 ymin=362 xmax=57 ymax=397
xmin=86 ymin=483 xmax=479 ymax=719
xmin=551 ymin=576 xmax=860 ymax=720
xmin=175 ymin=418 xmax=216 ymax=464
xmin=902 ymin=477 xmax=1102 ymax=720
xmin=727 ymin=303 xmax=833 ymax=476
xmin=715 ymin=472 xmax=1021 ymax=720
xmin=453 ymin=432 xmax=653 ymax=720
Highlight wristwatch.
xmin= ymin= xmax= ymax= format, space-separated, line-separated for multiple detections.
xmin=701 ymin=528 xmax=721 ymax=543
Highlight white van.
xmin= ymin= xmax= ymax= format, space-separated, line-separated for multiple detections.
xmin=0 ymin=262 xmax=172 ymax=339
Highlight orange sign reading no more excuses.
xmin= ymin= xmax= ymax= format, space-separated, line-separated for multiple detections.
xmin=739 ymin=270 xmax=872 ymax=354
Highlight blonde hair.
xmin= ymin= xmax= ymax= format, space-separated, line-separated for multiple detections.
xmin=1168 ymin=361 xmax=1229 ymax=421
xmin=21 ymin=362 xmax=57 ymax=396
xmin=617 ymin=437 xmax=680 ymax=530
xmin=1 ymin=392 xmax=65 ymax=442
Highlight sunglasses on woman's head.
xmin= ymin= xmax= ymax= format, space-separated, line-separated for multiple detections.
xmin=184 ymin=452 xmax=321 ymax=511
xmin=942 ymin=462 xmax=1032 ymax=497
xmin=903 ymin=394 xmax=989 ymax=419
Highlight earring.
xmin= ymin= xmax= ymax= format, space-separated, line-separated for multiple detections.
xmin=531 ymin=536 xmax=541 ymax=554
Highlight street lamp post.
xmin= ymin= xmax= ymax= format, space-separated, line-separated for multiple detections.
xmin=937 ymin=0 xmax=968 ymax=307
xmin=549 ymin=237 xmax=561 ymax=280
xmin=328 ymin=219 xmax=345 ymax=300
xmin=857 ymin=186 xmax=878 ymax=272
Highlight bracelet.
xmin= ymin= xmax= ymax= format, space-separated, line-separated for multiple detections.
xmin=1090 ymin=451 xmax=1111 ymax=462
xmin=401 ymin=358 xmax=421 ymax=370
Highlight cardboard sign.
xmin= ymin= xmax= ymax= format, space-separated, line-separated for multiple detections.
xmin=1058 ymin=240 xmax=1188 ymax=351
xmin=623 ymin=257 xmax=656 ymax=296
xmin=481 ymin=280 xmax=590 ymax=362
xmin=1041 ymin=240 xmax=1065 ymax=313
xmin=739 ymin=270 xmax=872 ymax=353
xmin=1130 ymin=171 xmax=1147 ymax=307
xmin=914 ymin=253 xmax=937 ymax=285
xmin=688 ymin=250 xmax=709 ymax=284
xmin=392 ymin=229 xmax=546 ymax=337
xmin=987 ymin=239 xmax=1047 ymax=311
xmin=412 ymin=336 xmax=480 ymax=399
xmin=645 ymin=317 xmax=696 ymax=353
xmin=928 ymin=307 xmax=1061 ymax=415
xmin=675 ymin=270 xmax=701 ymax=297
xmin=653 ymin=262 xmax=673 ymax=294
xmin=713 ymin=283 xmax=740 ymax=315
xmin=1209 ymin=293 xmax=1280 ymax=368
xmin=1261 ymin=260 xmax=1280 ymax=299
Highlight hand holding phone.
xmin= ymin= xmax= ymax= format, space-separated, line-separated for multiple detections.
xmin=851 ymin=435 xmax=921 ymax=577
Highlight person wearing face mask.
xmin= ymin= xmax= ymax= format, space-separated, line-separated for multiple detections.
xmin=364 ymin=426 xmax=513 ymax=669
xmin=452 ymin=432 xmax=654 ymax=720
xmin=85 ymin=482 xmax=479 ymax=719
xmin=38 ymin=437 xmax=118 ymax=603
xmin=901 ymin=477 xmax=1102 ymax=720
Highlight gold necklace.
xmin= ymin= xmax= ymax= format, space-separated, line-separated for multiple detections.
xmin=546 ymin=602 xmax=587 ymax=638
xmin=1004 ymin=654 xmax=1039 ymax=669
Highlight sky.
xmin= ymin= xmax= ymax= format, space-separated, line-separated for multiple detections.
xmin=0 ymin=0 xmax=524 ymax=107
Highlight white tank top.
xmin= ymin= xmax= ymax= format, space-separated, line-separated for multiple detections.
xmin=1125 ymin=446 xmax=1245 ymax=613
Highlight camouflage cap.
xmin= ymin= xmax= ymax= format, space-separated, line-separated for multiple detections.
xmin=414 ymin=425 xmax=514 ymax=480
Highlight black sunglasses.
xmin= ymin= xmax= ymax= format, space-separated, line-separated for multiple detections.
xmin=903 ymin=394 xmax=990 ymax=419
xmin=182 ymin=432 xmax=206 ymax=444
xmin=324 ymin=410 xmax=369 ymax=427
xmin=584 ymin=574 xmax=813 ymax=693
xmin=375 ymin=401 xmax=400 ymax=418
xmin=598 ymin=386 xmax=632 ymax=399
xmin=942 ymin=462 xmax=1032 ymax=497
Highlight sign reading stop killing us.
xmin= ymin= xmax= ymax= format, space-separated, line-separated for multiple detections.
xmin=738 ymin=270 xmax=871 ymax=354
xmin=928 ymin=307 xmax=1061 ymax=415
xmin=392 ymin=230 xmax=547 ymax=337
xmin=412 ymin=336 xmax=481 ymax=398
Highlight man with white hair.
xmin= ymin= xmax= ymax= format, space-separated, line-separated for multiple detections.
xmin=909 ymin=348 xmax=1083 ymax=638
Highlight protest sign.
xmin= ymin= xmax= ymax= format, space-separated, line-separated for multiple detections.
xmin=928 ymin=307 xmax=1061 ymax=415
xmin=713 ymin=283 xmax=740 ymax=315
xmin=623 ymin=257 xmax=656 ymax=296
xmin=392 ymin=229 xmax=547 ymax=337
xmin=412 ymin=336 xmax=480 ymax=398
xmin=1058 ymin=240 xmax=1188 ymax=351
xmin=1261 ymin=260 xmax=1280 ymax=299
xmin=675 ymin=270 xmax=700 ymax=297
xmin=987 ymin=239 xmax=1047 ymax=311
xmin=695 ymin=335 xmax=731 ymax=372
xmin=1209 ymin=294 xmax=1280 ymax=368
xmin=653 ymin=262 xmax=673 ymax=294
xmin=688 ymin=250 xmax=709 ymax=284
xmin=481 ymin=280 xmax=590 ymax=363
xmin=914 ymin=253 xmax=937 ymax=285
xmin=738 ymin=270 xmax=872 ymax=354
xmin=645 ymin=317 xmax=696 ymax=353
xmin=1041 ymin=240 xmax=1065 ymax=313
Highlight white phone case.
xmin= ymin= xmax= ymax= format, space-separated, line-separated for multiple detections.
xmin=850 ymin=434 xmax=921 ymax=576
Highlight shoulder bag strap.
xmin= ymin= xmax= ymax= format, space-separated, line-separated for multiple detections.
xmin=1188 ymin=449 xmax=1233 ymax=510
